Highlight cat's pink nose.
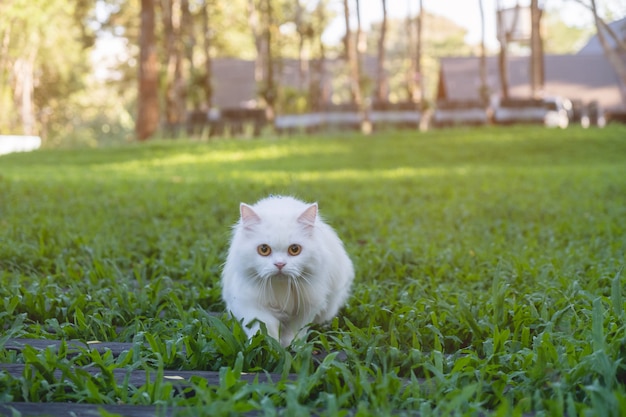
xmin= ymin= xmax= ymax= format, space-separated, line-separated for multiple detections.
xmin=274 ymin=262 xmax=286 ymax=271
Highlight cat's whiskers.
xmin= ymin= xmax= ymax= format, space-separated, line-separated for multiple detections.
xmin=296 ymin=279 xmax=309 ymax=315
xmin=281 ymin=274 xmax=293 ymax=314
xmin=267 ymin=275 xmax=280 ymax=307
xmin=297 ymin=270 xmax=314 ymax=287
xmin=286 ymin=275 xmax=299 ymax=315
xmin=254 ymin=272 xmax=279 ymax=308
xmin=293 ymin=270 xmax=313 ymax=317
xmin=255 ymin=265 xmax=317 ymax=320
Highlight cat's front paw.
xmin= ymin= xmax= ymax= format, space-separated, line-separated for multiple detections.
xmin=279 ymin=327 xmax=296 ymax=347
xmin=242 ymin=316 xmax=281 ymax=344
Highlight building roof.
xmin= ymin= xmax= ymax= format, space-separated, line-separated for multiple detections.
xmin=578 ymin=17 xmax=626 ymax=55
xmin=211 ymin=56 xmax=379 ymax=109
xmin=211 ymin=58 xmax=257 ymax=108
xmin=438 ymin=54 xmax=626 ymax=113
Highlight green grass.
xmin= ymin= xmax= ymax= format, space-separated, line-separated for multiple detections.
xmin=1 ymin=125 xmax=625 ymax=415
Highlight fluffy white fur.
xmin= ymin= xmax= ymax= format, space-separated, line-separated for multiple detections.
xmin=221 ymin=195 xmax=354 ymax=347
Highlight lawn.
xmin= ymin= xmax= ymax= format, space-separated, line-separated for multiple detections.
xmin=0 ymin=125 xmax=625 ymax=416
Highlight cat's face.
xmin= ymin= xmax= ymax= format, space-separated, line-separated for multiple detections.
xmin=235 ymin=199 xmax=318 ymax=281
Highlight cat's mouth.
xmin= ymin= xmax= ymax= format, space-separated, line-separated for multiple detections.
xmin=269 ymin=269 xmax=299 ymax=280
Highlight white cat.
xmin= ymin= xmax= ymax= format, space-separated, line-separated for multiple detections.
xmin=221 ymin=195 xmax=354 ymax=347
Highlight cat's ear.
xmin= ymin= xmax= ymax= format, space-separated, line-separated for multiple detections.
xmin=240 ymin=203 xmax=261 ymax=229
xmin=297 ymin=203 xmax=318 ymax=229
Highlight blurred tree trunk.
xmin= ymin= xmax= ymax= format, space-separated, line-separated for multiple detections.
xmin=343 ymin=0 xmax=362 ymax=109
xmin=13 ymin=53 xmax=36 ymax=135
xmin=295 ymin=0 xmax=308 ymax=91
xmin=498 ymin=39 xmax=509 ymax=100
xmin=589 ymin=0 xmax=626 ymax=105
xmin=416 ymin=0 xmax=428 ymax=131
xmin=201 ymin=0 xmax=213 ymax=110
xmin=309 ymin=51 xmax=326 ymax=111
xmin=496 ymin=0 xmax=512 ymax=101
xmin=161 ymin=0 xmax=186 ymax=136
xmin=404 ymin=1 xmax=416 ymax=101
xmin=375 ymin=0 xmax=388 ymax=103
xmin=181 ymin=0 xmax=195 ymax=111
xmin=181 ymin=0 xmax=194 ymax=65
xmin=309 ymin=1 xmax=328 ymax=111
xmin=248 ymin=0 xmax=276 ymax=122
xmin=529 ymin=0 xmax=544 ymax=97
xmin=137 ymin=0 xmax=160 ymax=141
xmin=414 ymin=0 xmax=425 ymax=106
xmin=343 ymin=0 xmax=369 ymax=133
xmin=2 ymin=16 xmax=37 ymax=135
xmin=478 ymin=0 xmax=488 ymax=103
xmin=0 ymin=27 xmax=10 ymax=105
xmin=355 ymin=0 xmax=363 ymax=70
xmin=248 ymin=0 xmax=264 ymax=87
xmin=262 ymin=0 xmax=276 ymax=122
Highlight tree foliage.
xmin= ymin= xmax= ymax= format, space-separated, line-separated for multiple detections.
xmin=543 ymin=10 xmax=594 ymax=53
xmin=0 ymin=0 xmax=93 ymax=141
xmin=368 ymin=12 xmax=472 ymax=104
xmin=1 ymin=0 xmax=616 ymax=144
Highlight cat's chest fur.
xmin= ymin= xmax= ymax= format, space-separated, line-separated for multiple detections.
xmin=265 ymin=277 xmax=303 ymax=320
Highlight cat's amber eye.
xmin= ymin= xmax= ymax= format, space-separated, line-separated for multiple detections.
xmin=288 ymin=244 xmax=302 ymax=256
xmin=257 ymin=244 xmax=272 ymax=256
